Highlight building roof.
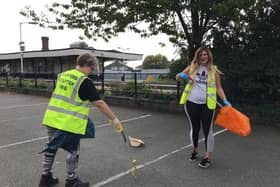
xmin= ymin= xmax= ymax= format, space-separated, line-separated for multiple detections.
xmin=135 ymin=64 xmax=143 ymax=70
xmin=0 ymin=47 xmax=143 ymax=61
xmin=105 ymin=61 xmax=134 ymax=71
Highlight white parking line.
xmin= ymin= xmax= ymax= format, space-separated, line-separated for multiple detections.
xmin=0 ymin=114 xmax=152 ymax=149
xmin=0 ymin=136 xmax=49 ymax=149
xmin=97 ymin=114 xmax=152 ymax=128
xmin=0 ymin=103 xmax=99 ymax=110
xmin=0 ymin=102 xmax=48 ymax=110
xmin=0 ymin=115 xmax=42 ymax=123
xmin=91 ymin=129 xmax=228 ymax=187
xmin=0 ymin=107 xmax=100 ymax=124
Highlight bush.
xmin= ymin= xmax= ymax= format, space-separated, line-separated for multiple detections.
xmin=169 ymin=58 xmax=188 ymax=79
xmin=108 ymin=81 xmax=177 ymax=102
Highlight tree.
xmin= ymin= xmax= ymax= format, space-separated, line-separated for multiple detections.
xmin=142 ymin=54 xmax=170 ymax=69
xmin=211 ymin=0 xmax=280 ymax=103
xmin=169 ymin=60 xmax=187 ymax=79
xmin=20 ymin=0 xmax=254 ymax=59
xmin=168 ymin=48 xmax=189 ymax=78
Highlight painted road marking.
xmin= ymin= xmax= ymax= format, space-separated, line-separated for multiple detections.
xmin=92 ymin=129 xmax=228 ymax=187
xmin=0 ymin=114 xmax=152 ymax=149
xmin=97 ymin=114 xmax=152 ymax=128
xmin=0 ymin=103 xmax=48 ymax=110
xmin=0 ymin=103 xmax=99 ymax=110
xmin=0 ymin=115 xmax=42 ymax=123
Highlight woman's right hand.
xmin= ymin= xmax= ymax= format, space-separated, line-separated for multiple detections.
xmin=176 ymin=72 xmax=189 ymax=81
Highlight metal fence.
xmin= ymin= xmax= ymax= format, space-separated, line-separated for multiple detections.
xmin=0 ymin=72 xmax=277 ymax=104
xmin=0 ymin=72 xmax=179 ymax=100
xmin=104 ymin=72 xmax=169 ymax=81
xmin=0 ymin=72 xmax=56 ymax=90
xmin=0 ymin=72 xmax=278 ymax=124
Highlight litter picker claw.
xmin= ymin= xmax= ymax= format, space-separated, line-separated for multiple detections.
xmin=109 ymin=120 xmax=144 ymax=178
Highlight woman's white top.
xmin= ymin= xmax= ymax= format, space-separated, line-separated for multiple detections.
xmin=188 ymin=65 xmax=209 ymax=104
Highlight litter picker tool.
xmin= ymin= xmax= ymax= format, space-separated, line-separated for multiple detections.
xmin=109 ymin=120 xmax=144 ymax=178
xmin=119 ymin=130 xmax=139 ymax=178
xmin=110 ymin=121 xmax=144 ymax=148
xmin=120 ymin=131 xmax=127 ymax=143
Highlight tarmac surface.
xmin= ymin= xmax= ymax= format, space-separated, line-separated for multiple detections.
xmin=0 ymin=92 xmax=279 ymax=187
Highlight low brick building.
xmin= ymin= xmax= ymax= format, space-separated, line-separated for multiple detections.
xmin=0 ymin=48 xmax=142 ymax=75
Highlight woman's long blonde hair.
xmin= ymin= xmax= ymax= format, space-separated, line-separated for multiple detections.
xmin=189 ymin=46 xmax=214 ymax=75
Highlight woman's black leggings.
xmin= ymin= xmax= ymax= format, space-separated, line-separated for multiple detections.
xmin=184 ymin=101 xmax=215 ymax=152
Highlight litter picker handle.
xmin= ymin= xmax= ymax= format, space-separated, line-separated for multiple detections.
xmin=109 ymin=120 xmax=126 ymax=141
xmin=121 ymin=131 xmax=127 ymax=143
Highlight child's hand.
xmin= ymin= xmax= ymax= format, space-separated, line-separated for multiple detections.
xmin=110 ymin=118 xmax=123 ymax=132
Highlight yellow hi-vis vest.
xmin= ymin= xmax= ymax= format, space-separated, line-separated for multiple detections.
xmin=42 ymin=69 xmax=90 ymax=135
xmin=179 ymin=65 xmax=217 ymax=109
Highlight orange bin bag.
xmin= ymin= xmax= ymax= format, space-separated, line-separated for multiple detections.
xmin=215 ymin=106 xmax=251 ymax=136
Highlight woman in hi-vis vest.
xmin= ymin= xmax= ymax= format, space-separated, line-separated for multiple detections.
xmin=176 ymin=46 xmax=231 ymax=168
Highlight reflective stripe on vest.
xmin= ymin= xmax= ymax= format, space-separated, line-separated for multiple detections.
xmin=206 ymin=69 xmax=216 ymax=109
xmin=179 ymin=65 xmax=217 ymax=109
xmin=47 ymin=105 xmax=88 ymax=120
xmin=42 ymin=69 xmax=90 ymax=135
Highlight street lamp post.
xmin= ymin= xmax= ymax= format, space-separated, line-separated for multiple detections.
xmin=19 ymin=22 xmax=37 ymax=74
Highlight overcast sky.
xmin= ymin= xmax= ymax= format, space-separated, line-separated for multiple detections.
xmin=0 ymin=0 xmax=178 ymax=67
